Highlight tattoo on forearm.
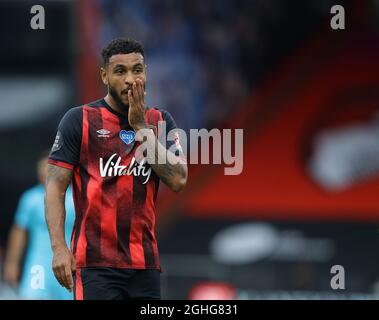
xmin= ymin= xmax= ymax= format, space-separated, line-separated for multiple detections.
xmin=45 ymin=165 xmax=71 ymax=246
xmin=151 ymin=162 xmax=176 ymax=185
xmin=139 ymin=131 xmax=187 ymax=188
xmin=150 ymin=157 xmax=187 ymax=189
xmin=47 ymin=164 xmax=72 ymax=188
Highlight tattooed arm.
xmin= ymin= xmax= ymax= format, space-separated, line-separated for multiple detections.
xmin=137 ymin=129 xmax=188 ymax=192
xmin=151 ymin=141 xmax=187 ymax=192
xmin=45 ymin=164 xmax=76 ymax=292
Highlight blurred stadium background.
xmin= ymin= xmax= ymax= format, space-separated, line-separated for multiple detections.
xmin=1 ymin=0 xmax=379 ymax=299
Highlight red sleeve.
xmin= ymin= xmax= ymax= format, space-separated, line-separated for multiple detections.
xmin=47 ymin=159 xmax=74 ymax=170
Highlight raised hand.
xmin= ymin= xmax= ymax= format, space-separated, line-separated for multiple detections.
xmin=128 ymin=79 xmax=147 ymax=131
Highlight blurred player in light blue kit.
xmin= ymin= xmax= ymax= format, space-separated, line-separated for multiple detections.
xmin=3 ymin=151 xmax=75 ymax=299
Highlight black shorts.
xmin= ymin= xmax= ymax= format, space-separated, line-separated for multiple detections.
xmin=73 ymin=267 xmax=161 ymax=300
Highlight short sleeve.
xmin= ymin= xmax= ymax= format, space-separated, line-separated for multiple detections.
xmin=48 ymin=107 xmax=83 ymax=170
xmin=14 ymin=191 xmax=35 ymax=230
xmin=161 ymin=109 xmax=184 ymax=158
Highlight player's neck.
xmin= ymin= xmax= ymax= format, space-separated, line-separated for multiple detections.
xmin=104 ymin=94 xmax=129 ymax=117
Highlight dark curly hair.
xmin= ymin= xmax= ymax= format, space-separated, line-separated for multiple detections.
xmin=101 ymin=38 xmax=145 ymax=66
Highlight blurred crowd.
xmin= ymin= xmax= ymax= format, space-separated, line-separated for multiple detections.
xmin=100 ymin=0 xmax=306 ymax=130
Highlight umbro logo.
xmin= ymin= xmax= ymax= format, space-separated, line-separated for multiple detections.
xmin=97 ymin=128 xmax=111 ymax=138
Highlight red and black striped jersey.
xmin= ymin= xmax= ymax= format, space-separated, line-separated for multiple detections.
xmin=48 ymin=98 xmax=181 ymax=270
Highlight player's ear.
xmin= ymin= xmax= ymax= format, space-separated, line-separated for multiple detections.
xmin=100 ymin=67 xmax=108 ymax=86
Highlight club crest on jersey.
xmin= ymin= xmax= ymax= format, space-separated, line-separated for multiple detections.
xmin=119 ymin=130 xmax=135 ymax=144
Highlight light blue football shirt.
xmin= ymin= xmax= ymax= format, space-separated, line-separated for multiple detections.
xmin=14 ymin=184 xmax=75 ymax=300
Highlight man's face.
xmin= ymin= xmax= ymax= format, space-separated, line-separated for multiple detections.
xmin=101 ymin=52 xmax=146 ymax=111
